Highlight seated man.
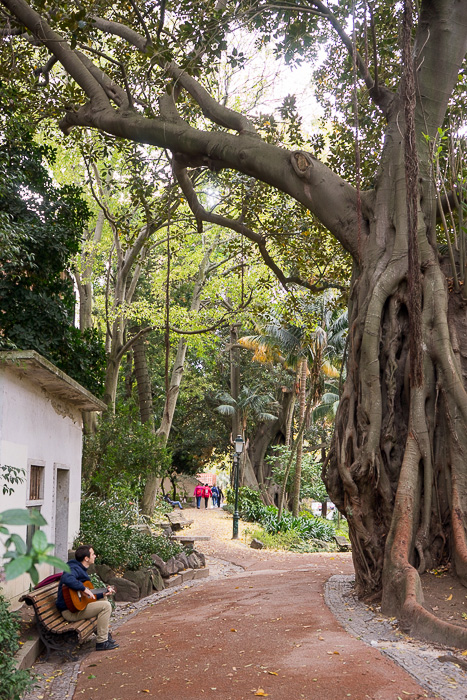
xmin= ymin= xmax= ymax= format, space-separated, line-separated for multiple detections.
xmin=163 ymin=494 xmax=183 ymax=509
xmin=56 ymin=544 xmax=118 ymax=651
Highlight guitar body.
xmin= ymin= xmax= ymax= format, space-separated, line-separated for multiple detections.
xmin=62 ymin=580 xmax=108 ymax=612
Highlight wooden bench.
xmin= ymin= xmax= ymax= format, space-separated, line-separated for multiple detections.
xmin=19 ymin=581 xmax=97 ymax=662
xmin=334 ymin=535 xmax=352 ymax=552
xmin=166 ymin=513 xmax=194 ymax=531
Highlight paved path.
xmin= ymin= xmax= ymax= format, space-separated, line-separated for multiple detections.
xmin=26 ymin=508 xmax=466 ymax=700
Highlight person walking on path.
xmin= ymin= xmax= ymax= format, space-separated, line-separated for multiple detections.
xmin=217 ymin=486 xmax=224 ymax=507
xmin=211 ymin=484 xmax=219 ymax=507
xmin=194 ymin=483 xmax=204 ymax=509
xmin=56 ymin=545 xmax=118 ymax=652
xmin=203 ymin=483 xmax=212 ymax=508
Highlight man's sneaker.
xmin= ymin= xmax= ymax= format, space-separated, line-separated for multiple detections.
xmin=96 ymin=639 xmax=119 ymax=651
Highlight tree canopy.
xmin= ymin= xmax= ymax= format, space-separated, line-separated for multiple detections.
xmin=0 ymin=93 xmax=105 ymax=393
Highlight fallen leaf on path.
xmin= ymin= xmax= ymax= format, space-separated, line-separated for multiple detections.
xmin=461 ymin=650 xmax=467 ymax=656
xmin=87 ymin=674 xmax=96 ymax=679
xmin=230 ymin=628 xmax=237 ymax=632
xmin=141 ymin=690 xmax=150 ymax=694
xmin=446 ymin=594 xmax=453 ymax=601
xmin=267 ymin=671 xmax=278 ymax=676
xmin=253 ymin=690 xmax=268 ymax=696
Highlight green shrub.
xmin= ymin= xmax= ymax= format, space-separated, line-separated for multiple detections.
xmin=0 ymin=593 xmax=33 ymax=700
xmin=227 ymin=486 xmax=336 ymax=550
xmin=82 ymin=406 xmax=172 ymax=499
xmin=227 ymin=486 xmax=269 ymax=522
xmin=75 ymin=495 xmax=182 ymax=570
xmin=245 ymin=526 xmax=328 ymax=552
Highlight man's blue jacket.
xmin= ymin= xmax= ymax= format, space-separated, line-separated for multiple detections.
xmin=56 ymin=559 xmax=104 ymax=611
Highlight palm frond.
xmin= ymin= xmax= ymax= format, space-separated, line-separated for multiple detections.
xmin=216 ymin=404 xmax=236 ymax=416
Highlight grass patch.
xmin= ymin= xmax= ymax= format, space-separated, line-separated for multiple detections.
xmin=244 ymin=525 xmax=337 ymax=553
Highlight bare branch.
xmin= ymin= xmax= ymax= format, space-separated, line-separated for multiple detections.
xmin=165 ymin=62 xmax=258 ymax=135
xmin=75 ymin=49 xmax=129 ymax=108
xmin=173 ymin=157 xmax=344 ymax=293
xmin=129 ymin=0 xmax=153 ymax=48
xmin=90 ymin=15 xmax=148 ymax=52
xmin=33 ymin=55 xmax=57 ymax=86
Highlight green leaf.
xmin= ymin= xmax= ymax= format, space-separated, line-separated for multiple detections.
xmin=6 ymin=533 xmax=27 ymax=554
xmin=28 ymin=565 xmax=39 ymax=586
xmin=4 ymin=555 xmax=33 ymax=580
xmin=0 ymin=509 xmax=47 ymax=526
xmin=38 ymin=555 xmax=70 ymax=571
xmin=31 ymin=529 xmax=48 ymax=553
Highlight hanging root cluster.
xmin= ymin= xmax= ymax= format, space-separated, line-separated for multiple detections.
xmin=324 ymin=223 xmax=467 ymax=647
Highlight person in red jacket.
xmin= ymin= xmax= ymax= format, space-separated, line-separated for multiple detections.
xmin=194 ymin=483 xmax=204 ymax=509
xmin=203 ymin=483 xmax=212 ymax=509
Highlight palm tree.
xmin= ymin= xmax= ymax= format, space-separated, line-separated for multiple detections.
xmin=215 ymin=385 xmax=279 ymax=486
xmin=239 ymin=298 xmax=347 ymax=517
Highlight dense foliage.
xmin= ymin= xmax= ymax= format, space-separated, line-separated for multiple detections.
xmin=76 ymin=496 xmax=182 ymax=570
xmin=82 ymin=405 xmax=172 ymax=498
xmin=0 ymin=593 xmax=33 ymax=700
xmin=266 ymin=446 xmax=328 ymax=503
xmin=228 ymin=486 xmax=335 ymax=547
xmin=0 ymin=95 xmax=105 ymax=395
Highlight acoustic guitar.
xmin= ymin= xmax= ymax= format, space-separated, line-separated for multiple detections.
xmin=62 ymin=580 xmax=115 ymax=613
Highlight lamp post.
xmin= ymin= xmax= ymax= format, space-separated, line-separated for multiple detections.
xmin=232 ymin=434 xmax=244 ymax=539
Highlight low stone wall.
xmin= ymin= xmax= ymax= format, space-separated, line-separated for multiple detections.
xmin=93 ymin=550 xmax=207 ymax=602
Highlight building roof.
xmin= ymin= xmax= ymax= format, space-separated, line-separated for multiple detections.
xmin=0 ymin=350 xmax=107 ymax=412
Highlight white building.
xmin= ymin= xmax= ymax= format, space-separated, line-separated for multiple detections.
xmin=0 ymin=350 xmax=106 ymax=608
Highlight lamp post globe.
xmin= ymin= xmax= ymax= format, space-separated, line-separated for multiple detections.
xmin=232 ymin=435 xmax=244 ymax=539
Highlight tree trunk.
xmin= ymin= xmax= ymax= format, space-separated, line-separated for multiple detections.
xmin=324 ymin=149 xmax=467 ymax=648
xmin=292 ymin=357 xmax=307 ymax=517
xmin=141 ymin=240 xmax=217 ymax=514
xmin=133 ymin=333 xmax=153 ymax=425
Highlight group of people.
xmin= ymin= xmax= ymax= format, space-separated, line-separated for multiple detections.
xmin=193 ymin=482 xmax=224 ymax=509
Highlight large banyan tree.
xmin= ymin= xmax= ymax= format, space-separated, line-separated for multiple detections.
xmin=1 ymin=0 xmax=467 ymax=645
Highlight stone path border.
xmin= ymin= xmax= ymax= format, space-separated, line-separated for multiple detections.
xmin=325 ymin=574 xmax=466 ymax=700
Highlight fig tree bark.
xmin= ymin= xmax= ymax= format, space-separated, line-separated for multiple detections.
xmin=2 ymin=0 xmax=467 ymax=645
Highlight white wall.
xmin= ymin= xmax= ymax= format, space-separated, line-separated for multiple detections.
xmin=0 ymin=368 xmax=83 ymax=608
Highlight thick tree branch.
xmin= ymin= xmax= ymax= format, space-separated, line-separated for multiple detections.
xmin=165 ymin=62 xmax=257 ymax=135
xmin=91 ymin=15 xmax=148 ymax=52
xmin=0 ymin=0 xmax=361 ymax=258
xmin=1 ymin=0 xmax=111 ymax=112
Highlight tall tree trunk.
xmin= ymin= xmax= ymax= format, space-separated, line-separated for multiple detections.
xmin=133 ymin=334 xmax=153 ymax=425
xmin=141 ymin=240 xmax=217 ymax=514
xmin=292 ymin=358 xmax=307 ymax=517
xmin=230 ymin=323 xmax=240 ymax=440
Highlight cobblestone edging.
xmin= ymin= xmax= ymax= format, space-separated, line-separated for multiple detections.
xmin=23 ymin=557 xmax=244 ymax=700
xmin=325 ymin=574 xmax=466 ymax=700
